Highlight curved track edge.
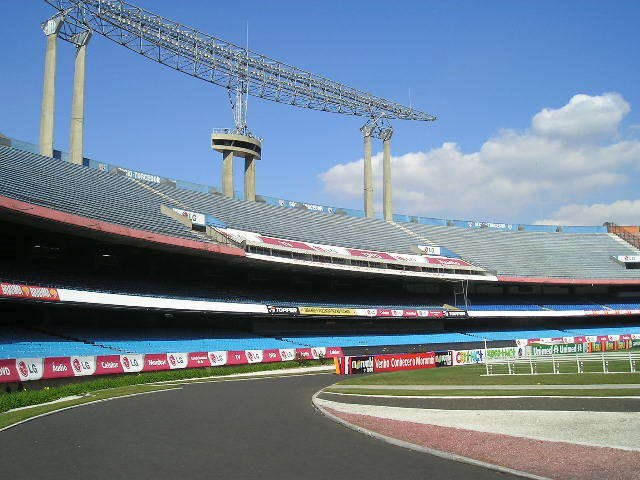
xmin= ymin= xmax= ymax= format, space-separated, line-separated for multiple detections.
xmin=311 ymin=389 xmax=550 ymax=480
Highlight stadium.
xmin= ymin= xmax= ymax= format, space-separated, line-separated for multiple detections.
xmin=1 ymin=1 xmax=640 ymax=479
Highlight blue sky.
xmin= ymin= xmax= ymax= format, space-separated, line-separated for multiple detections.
xmin=1 ymin=1 xmax=639 ymax=224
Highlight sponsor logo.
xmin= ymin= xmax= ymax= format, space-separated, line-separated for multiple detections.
xmin=279 ymin=349 xmax=295 ymax=361
xmin=122 ymin=357 xmax=130 ymax=369
xmin=168 ymin=355 xmax=176 ymax=366
xmin=454 ymin=349 xmax=485 ymax=365
xmin=72 ymin=358 xmax=82 ymax=373
xmin=267 ymin=305 xmax=299 ymax=315
xmin=617 ymin=255 xmax=640 ymax=263
xmin=209 ymin=351 xmax=227 ymax=365
xmin=349 ymin=357 xmax=374 ymax=373
xmin=189 ymin=354 xmax=209 ymax=364
xmin=1 ymin=283 xmax=24 ymax=296
xmin=51 ymin=363 xmax=68 ymax=373
xmin=147 ymin=359 xmax=166 ymax=366
xmin=118 ymin=167 xmax=160 ymax=183
xmin=101 ymin=361 xmax=119 ymax=369
xmin=417 ymin=245 xmax=442 ymax=256
xmin=172 ymin=208 xmax=205 ymax=226
xmin=303 ymin=203 xmax=324 ymax=212
xmin=299 ymin=307 xmax=357 ymax=316
xmin=18 ymin=361 xmax=28 ymax=377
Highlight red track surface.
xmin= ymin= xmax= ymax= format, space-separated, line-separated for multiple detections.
xmin=327 ymin=408 xmax=640 ymax=480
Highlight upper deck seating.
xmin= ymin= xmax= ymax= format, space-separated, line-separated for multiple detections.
xmin=402 ymin=222 xmax=640 ymax=279
xmin=0 ymin=146 xmax=206 ymax=242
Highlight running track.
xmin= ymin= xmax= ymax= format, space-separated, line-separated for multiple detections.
xmin=0 ymin=374 xmax=519 ymax=479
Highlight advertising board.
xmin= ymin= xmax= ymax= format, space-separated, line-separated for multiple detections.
xmin=372 ymin=352 xmax=436 ymax=373
xmin=452 ymin=349 xmax=485 ymax=365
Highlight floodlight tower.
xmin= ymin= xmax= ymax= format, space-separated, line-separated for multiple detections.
xmin=44 ymin=0 xmax=437 ymax=213
xmin=212 ymin=83 xmax=262 ymax=201
xmin=212 ymin=30 xmax=261 ymax=201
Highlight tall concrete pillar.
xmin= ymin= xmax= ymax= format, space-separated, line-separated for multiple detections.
xmin=69 ymin=31 xmax=91 ymax=166
xmin=363 ymin=133 xmax=374 ymax=218
xmin=222 ymin=150 xmax=234 ymax=197
xmin=382 ymin=132 xmax=393 ymax=222
xmin=39 ymin=16 xmax=64 ymax=158
xmin=244 ymin=156 xmax=256 ymax=201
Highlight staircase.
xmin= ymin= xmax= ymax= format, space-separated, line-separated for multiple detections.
xmin=609 ymin=226 xmax=640 ymax=251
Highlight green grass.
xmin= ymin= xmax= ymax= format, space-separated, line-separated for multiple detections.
xmin=0 ymin=384 xmax=179 ymax=430
xmin=337 ymin=363 xmax=640 ymax=387
xmin=325 ymin=387 xmax=640 ymax=397
xmin=0 ymin=359 xmax=331 ymax=414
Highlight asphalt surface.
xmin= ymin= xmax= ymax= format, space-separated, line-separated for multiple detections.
xmin=0 ymin=373 xmax=520 ymax=480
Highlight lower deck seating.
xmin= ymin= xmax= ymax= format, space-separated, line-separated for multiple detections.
xmin=2 ymin=324 xmax=639 ymax=360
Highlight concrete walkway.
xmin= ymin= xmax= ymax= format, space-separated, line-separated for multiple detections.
xmin=330 ymin=383 xmax=640 ymax=390
xmin=315 ymin=397 xmax=640 ymax=451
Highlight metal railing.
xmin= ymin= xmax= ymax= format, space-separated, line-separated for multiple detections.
xmin=485 ymin=351 xmax=640 ymax=375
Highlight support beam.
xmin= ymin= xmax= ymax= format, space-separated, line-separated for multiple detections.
xmin=363 ymin=132 xmax=374 ymax=218
xmin=222 ymin=150 xmax=234 ymax=198
xmin=69 ymin=31 xmax=91 ymax=165
xmin=244 ymin=156 xmax=256 ymax=201
xmin=382 ymin=129 xmax=394 ymax=222
xmin=39 ymin=16 xmax=64 ymax=158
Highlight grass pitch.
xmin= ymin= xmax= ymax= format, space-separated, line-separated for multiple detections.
xmin=331 ymin=362 xmax=640 ymax=397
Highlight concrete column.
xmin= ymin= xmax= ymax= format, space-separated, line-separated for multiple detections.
xmin=69 ymin=31 xmax=91 ymax=166
xmin=244 ymin=155 xmax=256 ymax=201
xmin=39 ymin=16 xmax=64 ymax=157
xmin=383 ymin=135 xmax=393 ymax=222
xmin=222 ymin=150 xmax=234 ymax=197
xmin=363 ymin=133 xmax=374 ymax=218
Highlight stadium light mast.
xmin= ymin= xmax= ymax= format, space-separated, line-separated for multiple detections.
xmin=211 ymin=23 xmax=262 ymax=201
xmin=43 ymin=0 xmax=436 ymax=216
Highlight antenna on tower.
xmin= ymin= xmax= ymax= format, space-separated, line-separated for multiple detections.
xmin=230 ymin=20 xmax=253 ymax=137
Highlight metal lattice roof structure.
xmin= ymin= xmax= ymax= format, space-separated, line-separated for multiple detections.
xmin=44 ymin=0 xmax=437 ymax=122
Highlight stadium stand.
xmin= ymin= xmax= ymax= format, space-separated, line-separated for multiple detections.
xmin=0 ymin=146 xmax=207 ymax=242
xmin=0 ymin=327 xmax=120 ymax=359
xmin=3 ymin=145 xmax=639 ymax=281
xmin=146 ymin=180 xmax=424 ymax=254
xmin=402 ymin=221 xmax=640 ymax=279
xmin=4 ymin=323 xmax=640 ymax=360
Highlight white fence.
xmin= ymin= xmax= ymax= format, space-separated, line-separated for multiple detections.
xmin=485 ymin=350 xmax=640 ymax=375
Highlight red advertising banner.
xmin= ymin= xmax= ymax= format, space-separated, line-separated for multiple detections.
xmin=373 ymin=352 xmax=436 ymax=373
xmin=259 ymin=236 xmax=314 ymax=251
xmin=261 ymin=349 xmax=283 ymax=363
xmin=143 ymin=353 xmax=169 ymax=371
xmin=294 ymin=348 xmax=314 ymax=360
xmin=43 ymin=357 xmax=73 ymax=379
xmin=226 ymin=351 xmax=248 ymax=365
xmin=0 ymin=359 xmax=19 ymax=383
xmin=324 ymin=347 xmax=344 ymax=358
xmin=426 ymin=257 xmax=470 ymax=267
xmin=188 ymin=352 xmax=211 ymax=368
xmin=0 ymin=283 xmax=60 ymax=301
xmin=346 ymin=248 xmax=396 ymax=261
xmin=95 ymin=355 xmax=124 ymax=375
xmin=0 ymin=345 xmax=348 ymax=383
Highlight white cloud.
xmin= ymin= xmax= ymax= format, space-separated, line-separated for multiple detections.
xmin=319 ymin=93 xmax=640 ymax=224
xmin=538 ymin=200 xmax=640 ymax=226
xmin=532 ymin=93 xmax=630 ymax=142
